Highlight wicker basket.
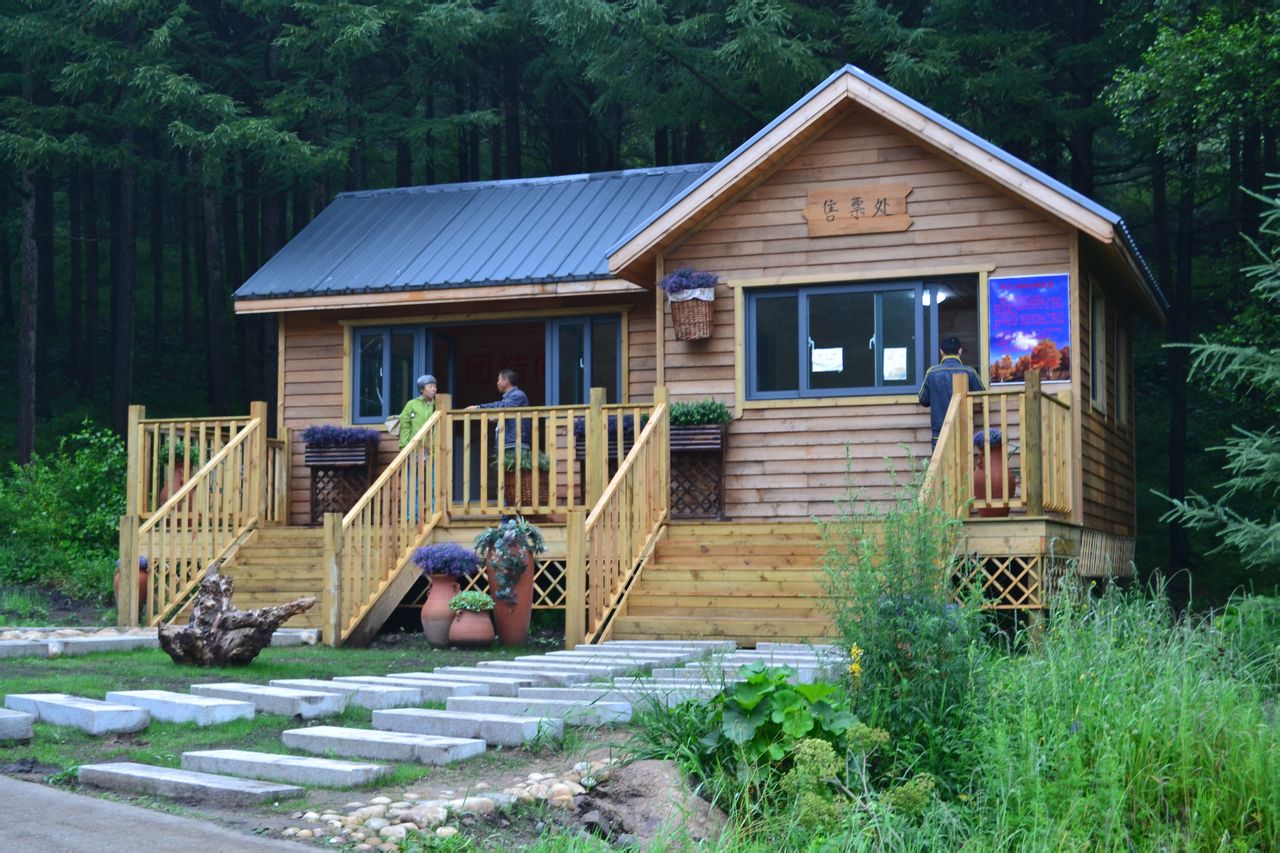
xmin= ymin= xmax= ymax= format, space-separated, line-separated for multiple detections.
xmin=502 ymin=470 xmax=550 ymax=507
xmin=671 ymin=297 xmax=714 ymax=341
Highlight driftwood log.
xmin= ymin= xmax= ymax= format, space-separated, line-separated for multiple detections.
xmin=158 ymin=561 xmax=317 ymax=666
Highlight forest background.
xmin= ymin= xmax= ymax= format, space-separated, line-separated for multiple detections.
xmin=1 ymin=0 xmax=1277 ymax=605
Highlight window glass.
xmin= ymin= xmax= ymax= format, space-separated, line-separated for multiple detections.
xmin=880 ymin=290 xmax=917 ymax=388
xmin=357 ymin=333 xmax=385 ymax=419
xmin=590 ymin=319 xmax=620 ymax=404
xmin=557 ymin=322 xmax=586 ymax=405
xmin=390 ymin=332 xmax=416 ymax=412
xmin=755 ymin=294 xmax=799 ymax=393
xmin=807 ymin=291 xmax=874 ymax=390
xmin=1091 ymin=286 xmax=1106 ymax=410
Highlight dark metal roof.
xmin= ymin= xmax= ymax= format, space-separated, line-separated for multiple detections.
xmin=234 ymin=164 xmax=714 ymax=300
xmin=609 ymin=65 xmax=1166 ymax=311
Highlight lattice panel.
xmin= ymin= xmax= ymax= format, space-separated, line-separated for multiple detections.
xmin=309 ymin=467 xmax=371 ymax=525
xmin=671 ymin=452 xmax=723 ymax=519
xmin=405 ymin=558 xmax=568 ymax=611
xmin=955 ymin=555 xmax=1047 ymax=610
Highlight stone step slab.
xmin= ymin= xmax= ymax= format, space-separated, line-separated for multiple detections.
xmin=756 ymin=642 xmax=842 ymax=653
xmin=507 ymin=657 xmax=651 ymax=675
xmin=280 ymin=726 xmax=486 ymax=765
xmin=332 ymin=675 xmax=488 ymax=702
xmin=189 ymin=683 xmax=345 ymax=719
xmin=268 ymin=679 xmax=421 ymax=710
xmin=0 ymin=708 xmax=35 ymax=740
xmin=0 ymin=640 xmax=49 ymax=659
xmin=372 ymin=708 xmax=562 ymax=747
xmin=182 ymin=749 xmax=389 ymax=787
xmin=49 ymin=635 xmax=158 ymax=656
xmin=4 ymin=694 xmax=149 ymax=735
xmin=466 ymin=664 xmax=601 ymax=684
xmin=104 ymin=690 xmax=255 ymax=726
xmin=387 ymin=671 xmax=534 ymax=696
xmin=77 ymin=762 xmax=302 ymax=805
xmin=651 ymin=666 xmax=818 ymax=683
xmin=517 ymin=685 xmax=721 ymax=707
xmin=601 ymin=640 xmax=736 ymax=652
xmin=446 ymin=695 xmax=631 ymax=726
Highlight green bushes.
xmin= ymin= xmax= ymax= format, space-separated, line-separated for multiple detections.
xmin=0 ymin=424 xmax=126 ymax=601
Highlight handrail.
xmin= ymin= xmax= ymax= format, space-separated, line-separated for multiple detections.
xmin=126 ymin=408 xmax=252 ymax=517
xmin=920 ymin=384 xmax=967 ymax=516
xmin=573 ymin=396 xmax=669 ymax=645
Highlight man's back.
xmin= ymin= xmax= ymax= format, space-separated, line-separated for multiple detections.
xmin=919 ymin=355 xmax=984 ymax=439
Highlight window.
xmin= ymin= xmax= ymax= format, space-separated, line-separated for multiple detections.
xmin=1115 ymin=316 xmax=1130 ymax=425
xmin=746 ymin=281 xmax=929 ymax=399
xmin=354 ymin=327 xmax=425 ymax=422
xmin=1090 ymin=282 xmax=1107 ymax=412
xmin=547 ymin=316 xmax=622 ymax=405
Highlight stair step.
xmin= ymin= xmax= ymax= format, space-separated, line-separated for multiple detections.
xmin=445 ymin=696 xmax=631 ymax=726
xmin=0 ymin=708 xmax=35 ymax=740
xmin=268 ymin=679 xmax=422 ymax=709
xmin=181 ymin=749 xmax=390 ymax=787
xmin=78 ymin=761 xmax=302 ymax=804
xmin=516 ymin=685 xmax=721 ymax=707
xmin=104 ymin=690 xmax=255 ymax=726
xmin=189 ymin=683 xmax=346 ymax=718
xmin=281 ymin=726 xmax=486 ymax=765
xmin=332 ymin=675 xmax=488 ymax=702
xmin=631 ymin=581 xmax=824 ymax=596
xmin=372 ymin=708 xmax=561 ymax=746
xmin=393 ymin=671 xmax=534 ymax=696
xmin=4 ymin=694 xmax=149 ymax=735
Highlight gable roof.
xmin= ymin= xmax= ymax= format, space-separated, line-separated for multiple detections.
xmin=233 ymin=163 xmax=712 ymax=302
xmin=607 ymin=65 xmax=1166 ymax=322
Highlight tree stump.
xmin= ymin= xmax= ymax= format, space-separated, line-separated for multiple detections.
xmin=158 ymin=561 xmax=316 ymax=667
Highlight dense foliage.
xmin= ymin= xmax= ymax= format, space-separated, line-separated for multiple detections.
xmin=300 ymin=425 xmax=382 ymax=448
xmin=411 ymin=542 xmax=482 ymax=579
xmin=660 ymin=266 xmax=720 ymax=295
xmin=448 ymin=589 xmax=494 ymax=612
xmin=669 ymin=399 xmax=733 ymax=426
xmin=473 ymin=515 xmax=545 ymax=604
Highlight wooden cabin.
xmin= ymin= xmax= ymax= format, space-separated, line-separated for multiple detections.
xmin=116 ymin=66 xmax=1165 ymax=647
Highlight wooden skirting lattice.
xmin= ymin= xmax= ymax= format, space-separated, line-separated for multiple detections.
xmin=1077 ymin=530 xmax=1136 ymax=578
xmin=309 ymin=467 xmax=371 ymax=525
xmin=954 ymin=552 xmax=1071 ymax=610
xmin=402 ymin=558 xmax=569 ymax=614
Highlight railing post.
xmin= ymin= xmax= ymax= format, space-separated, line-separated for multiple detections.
xmin=565 ymin=510 xmax=586 ymax=649
xmin=586 ymin=387 xmax=606 ymax=508
xmin=322 ymin=512 xmax=344 ymax=647
xmin=654 ymin=386 xmax=670 ymax=515
xmin=951 ymin=375 xmax=971 ymax=514
xmin=435 ymin=394 xmax=452 ymax=522
xmin=1023 ymin=370 xmax=1044 ymax=516
xmin=280 ymin=427 xmax=292 ymax=524
xmin=125 ymin=404 xmax=145 ymax=517
xmin=117 ymin=515 xmax=140 ymax=627
xmin=249 ymin=401 xmax=268 ymax=521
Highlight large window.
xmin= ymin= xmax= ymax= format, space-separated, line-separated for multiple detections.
xmin=354 ymin=327 xmax=425 ymax=421
xmin=747 ymin=281 xmax=940 ymax=399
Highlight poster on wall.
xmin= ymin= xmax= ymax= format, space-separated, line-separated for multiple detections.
xmin=988 ymin=273 xmax=1071 ymax=383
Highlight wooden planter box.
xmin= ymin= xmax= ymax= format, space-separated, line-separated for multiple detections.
xmin=306 ymin=439 xmax=378 ymax=525
xmin=670 ymin=424 xmax=727 ymax=520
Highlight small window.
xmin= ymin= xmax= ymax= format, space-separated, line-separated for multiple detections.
xmin=352 ymin=327 xmax=426 ymax=422
xmin=1090 ymin=283 xmax=1107 ymax=413
xmin=1115 ymin=317 xmax=1130 ymax=425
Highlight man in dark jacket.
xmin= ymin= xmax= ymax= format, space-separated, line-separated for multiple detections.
xmin=919 ymin=336 xmax=984 ymax=447
xmin=468 ymin=368 xmax=531 ymax=447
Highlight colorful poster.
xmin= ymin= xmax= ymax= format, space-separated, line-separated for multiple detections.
xmin=988 ymin=273 xmax=1071 ymax=383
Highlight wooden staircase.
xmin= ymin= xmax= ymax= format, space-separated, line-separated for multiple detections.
xmin=607 ymin=522 xmax=834 ymax=646
xmin=172 ymin=527 xmax=324 ymax=629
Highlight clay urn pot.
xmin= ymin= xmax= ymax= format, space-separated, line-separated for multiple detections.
xmin=113 ymin=557 xmax=149 ymax=608
xmin=972 ymin=432 xmax=1016 ymax=518
xmin=420 ymin=574 xmax=460 ymax=648
xmin=486 ymin=548 xmax=536 ymax=647
xmin=448 ymin=610 xmax=495 ymax=648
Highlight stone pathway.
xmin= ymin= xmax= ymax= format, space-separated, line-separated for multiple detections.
xmin=0 ymin=626 xmax=318 ymax=659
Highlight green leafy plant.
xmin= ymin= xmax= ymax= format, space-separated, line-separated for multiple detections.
xmin=448 ymin=590 xmax=494 ymax=612
xmin=473 ymin=515 xmax=546 ymax=604
xmin=494 ymin=449 xmax=551 ymax=472
xmin=669 ymin=398 xmax=733 ymax=426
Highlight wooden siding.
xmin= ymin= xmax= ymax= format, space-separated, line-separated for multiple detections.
xmin=664 ymin=106 xmax=1073 ymax=520
xmin=1078 ymin=275 xmax=1137 ymax=536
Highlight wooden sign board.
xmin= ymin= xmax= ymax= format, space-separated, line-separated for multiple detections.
xmin=804 ymin=183 xmax=913 ymax=236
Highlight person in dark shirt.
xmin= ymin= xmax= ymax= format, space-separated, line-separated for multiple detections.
xmin=919 ymin=336 xmax=984 ymax=447
xmin=467 ymin=368 xmax=531 ymax=447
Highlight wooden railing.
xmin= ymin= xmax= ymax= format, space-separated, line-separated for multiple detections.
xmin=922 ymin=370 xmax=1073 ymax=519
xmin=565 ymin=389 xmax=670 ymax=647
xmin=263 ymin=432 xmax=291 ymax=525
xmin=117 ymin=414 xmax=266 ymax=626
xmin=322 ymin=406 xmax=445 ymax=646
xmin=445 ymin=392 xmax=650 ymax=517
xmin=126 ymin=407 xmax=260 ymax=518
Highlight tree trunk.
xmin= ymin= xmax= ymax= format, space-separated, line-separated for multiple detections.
xmin=195 ymin=180 xmax=210 ymax=364
xmin=424 ymin=91 xmax=436 ymax=184
xmin=17 ymin=171 xmax=38 ymax=464
xmin=34 ymin=170 xmax=53 ymax=417
xmin=504 ymin=59 xmax=521 ymax=178
xmin=110 ymin=151 xmax=137 ymax=436
xmin=654 ymin=126 xmax=669 ymax=167
xmin=291 ymin=183 xmax=311 ymax=236
xmin=222 ymin=166 xmax=242 ymax=290
xmin=396 ymin=139 xmax=412 ymax=187
xmin=243 ymin=160 xmax=260 ymax=274
xmin=68 ymin=172 xmax=82 ymax=380
xmin=1167 ymin=141 xmax=1195 ymax=607
xmin=179 ymin=168 xmax=193 ymax=345
xmin=150 ymin=153 xmax=165 ymax=362
xmin=83 ymin=169 xmax=100 ymax=383
xmin=203 ymin=183 xmax=229 ymax=412
xmin=0 ymin=181 xmax=12 ymax=325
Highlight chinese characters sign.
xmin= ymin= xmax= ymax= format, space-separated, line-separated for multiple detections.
xmin=988 ymin=273 xmax=1071 ymax=384
xmin=803 ymin=183 xmax=913 ymax=236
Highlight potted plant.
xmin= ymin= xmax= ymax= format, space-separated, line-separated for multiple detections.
xmin=474 ymin=516 xmax=546 ymax=646
xmin=661 ymin=266 xmax=719 ymax=341
xmin=412 ymin=543 xmax=482 ymax=647
xmin=669 ymin=398 xmax=732 ymax=519
xmin=301 ymin=424 xmax=382 ymax=467
xmin=494 ymin=449 xmax=551 ymax=507
xmin=972 ymin=428 xmax=1017 ymax=517
xmin=448 ymin=590 xmax=495 ymax=647
xmin=113 ymin=555 xmax=149 ymax=609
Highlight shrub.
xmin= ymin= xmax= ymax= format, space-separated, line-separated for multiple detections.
xmin=817 ymin=464 xmax=986 ymax=788
xmin=300 ymin=424 xmax=380 ymax=447
xmin=448 ymin=590 xmax=494 ymax=612
xmin=669 ymin=398 xmax=733 ymax=426
xmin=1216 ymin=594 xmax=1280 ymax=688
xmin=0 ymin=424 xmax=126 ymax=601
xmin=412 ymin=543 xmax=481 ymax=578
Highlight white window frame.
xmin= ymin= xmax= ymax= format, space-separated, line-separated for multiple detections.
xmin=1090 ymin=282 xmax=1107 ymax=414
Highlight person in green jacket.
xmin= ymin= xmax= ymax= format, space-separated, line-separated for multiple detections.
xmin=399 ymin=374 xmax=437 ymax=517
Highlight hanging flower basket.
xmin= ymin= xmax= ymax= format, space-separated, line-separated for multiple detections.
xmin=662 ymin=267 xmax=719 ymax=342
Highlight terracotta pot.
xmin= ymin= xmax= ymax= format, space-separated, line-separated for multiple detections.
xmin=973 ymin=450 xmax=1017 ymax=518
xmin=113 ymin=566 xmax=149 ymax=608
xmin=420 ymin=574 xmax=460 ymax=648
xmin=486 ymin=548 xmax=536 ymax=647
xmin=448 ymin=610 xmax=495 ymax=648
